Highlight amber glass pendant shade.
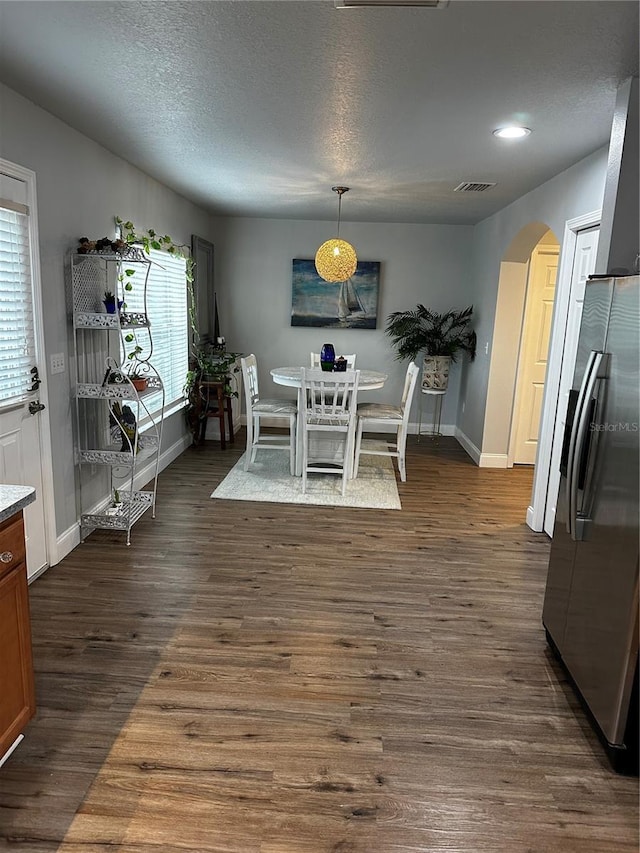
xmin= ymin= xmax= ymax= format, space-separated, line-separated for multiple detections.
xmin=315 ymin=186 xmax=357 ymax=282
xmin=315 ymin=238 xmax=358 ymax=282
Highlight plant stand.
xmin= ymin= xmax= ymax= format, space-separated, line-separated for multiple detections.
xmin=417 ymin=388 xmax=446 ymax=441
xmin=70 ymin=250 xmax=165 ymax=545
xmin=194 ymin=378 xmax=235 ymax=450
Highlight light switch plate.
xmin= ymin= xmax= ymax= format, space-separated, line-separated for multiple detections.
xmin=50 ymin=352 xmax=65 ymax=374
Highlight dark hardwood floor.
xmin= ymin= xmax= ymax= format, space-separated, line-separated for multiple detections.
xmin=0 ymin=435 xmax=637 ymax=852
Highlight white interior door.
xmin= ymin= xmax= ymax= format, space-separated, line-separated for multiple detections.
xmin=510 ymin=244 xmax=559 ymax=465
xmin=543 ymin=226 xmax=599 ymax=536
xmin=0 ymin=164 xmax=50 ymax=578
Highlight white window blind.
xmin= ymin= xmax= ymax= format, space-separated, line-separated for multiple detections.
xmin=122 ymin=248 xmax=188 ymax=417
xmin=0 ymin=203 xmax=35 ymax=405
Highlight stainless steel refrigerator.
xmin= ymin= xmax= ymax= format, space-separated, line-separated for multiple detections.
xmin=542 ymin=274 xmax=639 ymax=774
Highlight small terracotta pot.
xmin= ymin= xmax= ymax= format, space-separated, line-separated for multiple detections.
xmin=131 ymin=377 xmax=148 ymax=392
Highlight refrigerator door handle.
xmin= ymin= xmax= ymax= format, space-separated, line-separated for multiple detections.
xmin=569 ymin=351 xmax=605 ymax=541
xmin=566 ymin=350 xmax=598 ymax=536
xmin=574 ymin=353 xmax=610 ymax=541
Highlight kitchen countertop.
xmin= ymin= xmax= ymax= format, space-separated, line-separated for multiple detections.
xmin=0 ymin=485 xmax=36 ymax=524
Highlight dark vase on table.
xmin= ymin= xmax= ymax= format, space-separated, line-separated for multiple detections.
xmin=320 ymin=343 xmax=335 ymax=372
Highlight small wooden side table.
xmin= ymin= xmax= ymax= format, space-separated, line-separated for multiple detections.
xmin=417 ymin=388 xmax=446 ymax=441
xmin=196 ymin=378 xmax=235 ymax=449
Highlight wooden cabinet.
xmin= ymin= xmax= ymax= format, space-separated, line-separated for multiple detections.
xmin=0 ymin=511 xmax=35 ymax=763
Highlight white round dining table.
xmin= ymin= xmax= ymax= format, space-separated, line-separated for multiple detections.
xmin=270 ymin=366 xmax=388 ymax=476
xmin=271 ymin=366 xmax=387 ymax=391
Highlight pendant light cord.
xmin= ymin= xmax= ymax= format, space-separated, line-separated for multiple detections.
xmin=332 ymin=186 xmax=349 ymax=239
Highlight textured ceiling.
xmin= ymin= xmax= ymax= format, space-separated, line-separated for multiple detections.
xmin=0 ymin=1 xmax=637 ymax=224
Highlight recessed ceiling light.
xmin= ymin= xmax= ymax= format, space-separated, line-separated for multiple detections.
xmin=493 ymin=126 xmax=532 ymax=139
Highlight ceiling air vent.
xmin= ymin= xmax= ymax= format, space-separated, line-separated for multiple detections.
xmin=335 ymin=1 xmax=449 ymax=8
xmin=453 ymin=181 xmax=497 ymax=193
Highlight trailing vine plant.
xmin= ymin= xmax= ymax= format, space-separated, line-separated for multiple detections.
xmin=114 ymin=218 xmax=239 ymax=445
xmin=115 ymin=216 xmax=196 ymax=373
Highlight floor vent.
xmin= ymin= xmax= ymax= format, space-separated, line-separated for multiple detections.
xmin=453 ymin=181 xmax=497 ymax=193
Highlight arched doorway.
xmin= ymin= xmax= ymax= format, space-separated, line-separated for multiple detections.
xmin=481 ymin=221 xmax=555 ymax=467
xmin=482 ymin=213 xmax=601 ymax=534
xmin=508 ymin=230 xmax=560 ymax=467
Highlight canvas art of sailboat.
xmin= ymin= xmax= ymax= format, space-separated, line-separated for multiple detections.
xmin=291 ymin=259 xmax=380 ymax=329
xmin=338 ymin=278 xmax=366 ymax=323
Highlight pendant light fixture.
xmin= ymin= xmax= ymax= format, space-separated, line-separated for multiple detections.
xmin=315 ymin=186 xmax=358 ymax=282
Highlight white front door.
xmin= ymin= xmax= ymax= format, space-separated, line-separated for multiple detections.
xmin=510 ymin=244 xmax=559 ymax=465
xmin=543 ymin=226 xmax=600 ymax=536
xmin=0 ymin=162 xmax=51 ymax=579
xmin=0 ymin=404 xmax=48 ymax=576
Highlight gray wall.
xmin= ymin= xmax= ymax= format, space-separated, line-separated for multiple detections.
xmin=213 ymin=150 xmax=609 ymax=457
xmin=213 ymin=216 xmax=474 ymax=423
xmin=458 ymin=147 xmax=609 ymax=453
xmin=0 ymin=83 xmax=214 ymax=537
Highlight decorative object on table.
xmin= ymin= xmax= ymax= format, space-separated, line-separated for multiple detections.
xmin=385 ymin=305 xmax=476 ymax=391
xmin=291 ymin=259 xmax=380 ymax=329
xmin=311 ymin=352 xmax=357 ymax=370
xmin=334 ymin=356 xmax=348 ymax=372
xmin=103 ymin=291 xmax=124 ymax=314
xmin=314 ymin=186 xmax=357 ymax=283
xmin=241 ymin=354 xmax=297 ymax=474
xmin=212 ymin=445 xmax=400 ymax=510
xmin=320 ymin=342 xmax=336 ymax=371
xmin=354 ymin=361 xmax=420 ymax=483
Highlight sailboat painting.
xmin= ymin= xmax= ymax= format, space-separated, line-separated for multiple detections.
xmin=291 ymin=259 xmax=380 ymax=329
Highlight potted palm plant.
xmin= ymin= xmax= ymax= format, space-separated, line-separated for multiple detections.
xmin=385 ymin=305 xmax=476 ymax=390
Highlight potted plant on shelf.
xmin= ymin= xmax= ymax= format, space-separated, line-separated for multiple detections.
xmin=385 ymin=305 xmax=476 ymax=391
xmin=127 ymin=367 xmax=148 ymax=393
xmin=103 ymin=290 xmax=124 ymax=314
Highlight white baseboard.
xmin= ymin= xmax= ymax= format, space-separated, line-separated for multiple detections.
xmin=51 ymin=433 xmax=192 ymax=568
xmin=453 ymin=429 xmax=515 ymax=469
xmin=411 ymin=420 xmax=456 ymax=437
xmin=53 ymin=519 xmax=82 ymax=568
xmin=526 ymin=504 xmax=543 ymax=532
xmin=478 ymin=452 xmax=509 ymax=468
xmin=454 ymin=427 xmax=481 ymax=464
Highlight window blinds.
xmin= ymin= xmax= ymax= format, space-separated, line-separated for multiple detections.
xmin=0 ymin=203 xmax=35 ymax=405
xmin=123 ymin=248 xmax=188 ymax=417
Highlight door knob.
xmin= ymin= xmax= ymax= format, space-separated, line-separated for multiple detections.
xmin=28 ymin=400 xmax=46 ymax=415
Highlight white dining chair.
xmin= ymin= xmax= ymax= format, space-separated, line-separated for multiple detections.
xmin=353 ymin=361 xmax=419 ymax=482
xmin=310 ymin=352 xmax=357 ymax=369
xmin=300 ymin=367 xmax=360 ymax=496
xmin=241 ymin=354 xmax=297 ymax=475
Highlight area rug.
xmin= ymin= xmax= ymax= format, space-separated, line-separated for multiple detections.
xmin=212 ymin=442 xmax=401 ymax=509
